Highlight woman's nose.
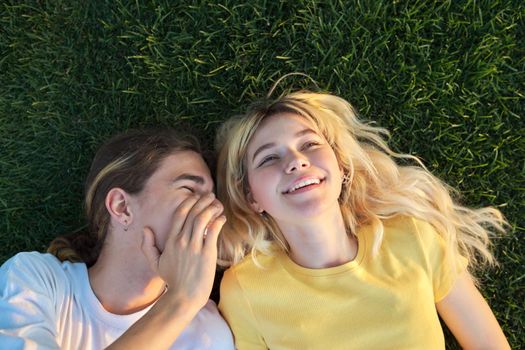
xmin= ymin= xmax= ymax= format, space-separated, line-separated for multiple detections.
xmin=285 ymin=152 xmax=310 ymax=173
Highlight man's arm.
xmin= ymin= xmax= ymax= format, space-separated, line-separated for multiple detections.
xmin=107 ymin=194 xmax=229 ymax=350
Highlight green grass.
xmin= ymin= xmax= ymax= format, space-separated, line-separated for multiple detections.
xmin=1 ymin=0 xmax=523 ymax=347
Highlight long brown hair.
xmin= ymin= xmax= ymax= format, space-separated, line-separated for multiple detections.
xmin=48 ymin=129 xmax=201 ymax=267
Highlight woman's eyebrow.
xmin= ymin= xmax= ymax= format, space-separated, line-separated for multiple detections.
xmin=251 ymin=128 xmax=316 ymax=162
xmin=252 ymin=142 xmax=276 ymax=162
xmin=296 ymin=128 xmax=316 ymax=137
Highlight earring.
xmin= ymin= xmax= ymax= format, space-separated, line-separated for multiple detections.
xmin=342 ymin=173 xmax=352 ymax=185
xmin=124 ymin=220 xmax=128 ymax=232
xmin=258 ymin=211 xmax=268 ymax=221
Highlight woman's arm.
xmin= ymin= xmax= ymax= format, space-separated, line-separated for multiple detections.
xmin=436 ymin=272 xmax=510 ymax=350
xmin=219 ymin=269 xmax=269 ymax=350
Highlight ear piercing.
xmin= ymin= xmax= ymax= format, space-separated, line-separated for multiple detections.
xmin=124 ymin=220 xmax=128 ymax=232
xmin=342 ymin=173 xmax=352 ymax=185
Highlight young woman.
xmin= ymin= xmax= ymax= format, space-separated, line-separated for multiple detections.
xmin=0 ymin=129 xmax=234 ymax=349
xmin=216 ymin=91 xmax=510 ymax=349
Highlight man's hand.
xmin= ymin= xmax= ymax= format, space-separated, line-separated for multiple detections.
xmin=141 ymin=193 xmax=226 ymax=311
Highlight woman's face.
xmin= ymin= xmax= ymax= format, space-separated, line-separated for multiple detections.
xmin=130 ymin=151 xmax=214 ymax=251
xmin=245 ymin=112 xmax=343 ymax=225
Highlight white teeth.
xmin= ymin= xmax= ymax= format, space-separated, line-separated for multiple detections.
xmin=288 ymin=179 xmax=320 ymax=193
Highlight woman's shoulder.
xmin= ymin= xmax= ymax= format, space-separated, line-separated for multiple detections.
xmin=221 ymin=250 xmax=283 ymax=287
xmin=378 ymin=215 xmax=448 ymax=257
xmin=380 ymin=215 xmax=460 ymax=266
xmin=225 ymin=250 xmax=281 ymax=273
xmin=382 ymin=215 xmax=440 ymax=240
xmin=382 ymin=215 xmax=426 ymax=230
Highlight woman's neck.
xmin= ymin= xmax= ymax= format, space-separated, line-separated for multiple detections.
xmin=278 ymin=207 xmax=358 ymax=269
xmin=88 ymin=237 xmax=166 ymax=315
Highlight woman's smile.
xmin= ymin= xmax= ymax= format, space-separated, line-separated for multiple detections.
xmin=246 ymin=112 xmax=343 ymax=221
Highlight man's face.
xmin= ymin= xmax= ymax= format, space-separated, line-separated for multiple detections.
xmin=130 ymin=151 xmax=214 ymax=251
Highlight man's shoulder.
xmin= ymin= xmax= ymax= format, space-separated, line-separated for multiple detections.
xmin=1 ymin=251 xmax=82 ymax=289
xmin=2 ymin=251 xmax=62 ymax=272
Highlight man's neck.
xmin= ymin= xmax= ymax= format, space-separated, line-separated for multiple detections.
xmin=88 ymin=243 xmax=166 ymax=315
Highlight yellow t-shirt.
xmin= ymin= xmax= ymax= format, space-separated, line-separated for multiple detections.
xmin=219 ymin=216 xmax=467 ymax=350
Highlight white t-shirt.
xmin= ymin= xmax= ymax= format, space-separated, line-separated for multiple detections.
xmin=0 ymin=252 xmax=234 ymax=350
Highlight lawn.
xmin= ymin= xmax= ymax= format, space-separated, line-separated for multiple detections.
xmin=1 ymin=0 xmax=523 ymax=347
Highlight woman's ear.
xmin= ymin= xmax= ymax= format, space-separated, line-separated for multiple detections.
xmin=246 ymin=191 xmax=264 ymax=214
xmin=105 ymin=188 xmax=133 ymax=228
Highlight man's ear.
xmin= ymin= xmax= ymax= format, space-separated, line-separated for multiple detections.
xmin=105 ymin=188 xmax=133 ymax=228
xmin=246 ymin=191 xmax=264 ymax=214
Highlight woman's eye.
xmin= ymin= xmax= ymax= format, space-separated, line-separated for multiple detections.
xmin=257 ymin=155 xmax=278 ymax=167
xmin=303 ymin=141 xmax=320 ymax=149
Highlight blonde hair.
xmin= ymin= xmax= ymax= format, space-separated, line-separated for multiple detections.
xmin=216 ymin=91 xmax=505 ymax=274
